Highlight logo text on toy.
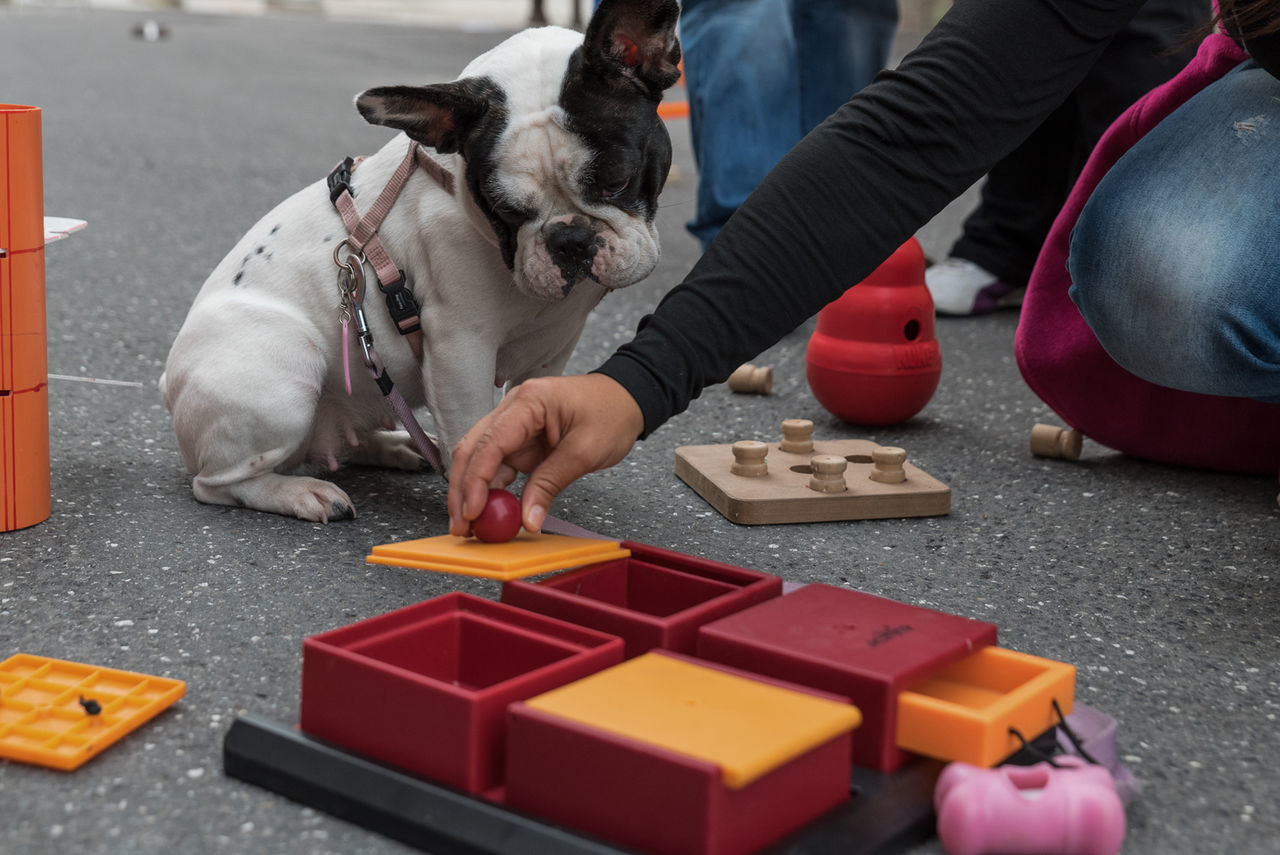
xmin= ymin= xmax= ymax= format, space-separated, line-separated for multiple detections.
xmin=868 ymin=623 xmax=914 ymax=647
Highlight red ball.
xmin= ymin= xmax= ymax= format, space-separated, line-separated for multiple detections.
xmin=471 ymin=488 xmax=523 ymax=543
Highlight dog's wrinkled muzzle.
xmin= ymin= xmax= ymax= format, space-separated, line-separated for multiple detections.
xmin=545 ymin=219 xmax=602 ymax=296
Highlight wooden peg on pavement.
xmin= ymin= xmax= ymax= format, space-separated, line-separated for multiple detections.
xmin=728 ymin=363 xmax=773 ymax=395
xmin=1029 ymin=424 xmax=1083 ymax=460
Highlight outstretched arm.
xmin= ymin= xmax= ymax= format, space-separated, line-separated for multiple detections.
xmin=447 ymin=0 xmax=1149 ymax=533
xmin=596 ymin=0 xmax=1150 ymax=434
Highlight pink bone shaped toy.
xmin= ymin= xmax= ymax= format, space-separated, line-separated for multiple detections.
xmin=933 ymin=755 xmax=1126 ymax=855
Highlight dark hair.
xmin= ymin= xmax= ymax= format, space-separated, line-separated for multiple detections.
xmin=1219 ymin=0 xmax=1280 ymax=39
xmin=1177 ymin=0 xmax=1279 ymax=52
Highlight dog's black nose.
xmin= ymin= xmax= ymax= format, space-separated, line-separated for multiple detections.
xmin=546 ymin=223 xmax=598 ymax=266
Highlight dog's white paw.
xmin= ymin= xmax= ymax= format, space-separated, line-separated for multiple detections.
xmin=193 ymin=472 xmax=356 ymax=523
xmin=287 ymin=478 xmax=358 ymax=523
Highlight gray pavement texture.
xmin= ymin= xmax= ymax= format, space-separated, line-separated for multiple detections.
xmin=1 ymin=8 xmax=1277 ymax=855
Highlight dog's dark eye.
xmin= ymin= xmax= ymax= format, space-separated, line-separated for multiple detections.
xmin=600 ymin=178 xmax=631 ymax=200
xmin=493 ymin=202 xmax=527 ymax=226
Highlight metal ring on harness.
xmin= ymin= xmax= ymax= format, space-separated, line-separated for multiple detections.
xmin=333 ymin=241 xmax=377 ymax=370
xmin=332 ymin=239 xmax=365 ymax=289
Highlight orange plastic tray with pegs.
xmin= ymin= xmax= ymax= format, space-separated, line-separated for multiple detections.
xmin=0 ymin=654 xmax=185 ymax=771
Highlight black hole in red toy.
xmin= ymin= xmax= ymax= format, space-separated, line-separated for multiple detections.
xmin=903 ymin=319 xmax=921 ymax=341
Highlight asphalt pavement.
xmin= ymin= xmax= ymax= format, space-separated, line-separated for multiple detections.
xmin=1 ymin=7 xmax=1277 ymax=855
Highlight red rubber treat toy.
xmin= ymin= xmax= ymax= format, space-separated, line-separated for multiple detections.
xmin=471 ymin=488 xmax=523 ymax=543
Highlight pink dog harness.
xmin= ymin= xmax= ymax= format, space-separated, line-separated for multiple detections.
xmin=328 ymin=141 xmax=456 ymax=360
xmin=328 ymin=141 xmax=455 ymax=475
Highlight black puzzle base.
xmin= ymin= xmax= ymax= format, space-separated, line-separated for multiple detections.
xmin=223 ymin=714 xmax=944 ymax=855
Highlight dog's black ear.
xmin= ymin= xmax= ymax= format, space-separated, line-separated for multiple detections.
xmin=581 ymin=0 xmax=681 ymax=99
xmin=355 ymin=82 xmax=492 ymax=154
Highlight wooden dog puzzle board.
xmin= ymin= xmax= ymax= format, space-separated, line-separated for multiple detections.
xmin=0 ymin=654 xmax=185 ymax=771
xmin=675 ymin=430 xmax=950 ymax=525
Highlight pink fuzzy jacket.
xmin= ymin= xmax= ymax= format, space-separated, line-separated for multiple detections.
xmin=1014 ymin=32 xmax=1280 ymax=475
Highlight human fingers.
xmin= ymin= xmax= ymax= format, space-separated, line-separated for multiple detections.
xmin=447 ymin=381 xmax=555 ymax=536
xmin=516 ymin=375 xmax=644 ymax=531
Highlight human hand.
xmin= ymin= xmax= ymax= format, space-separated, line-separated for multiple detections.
xmin=447 ymin=373 xmax=645 ymax=536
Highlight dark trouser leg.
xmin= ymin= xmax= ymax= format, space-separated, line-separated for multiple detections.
xmin=948 ymin=0 xmax=1205 ymax=288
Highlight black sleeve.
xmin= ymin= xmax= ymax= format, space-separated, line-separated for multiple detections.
xmin=594 ymin=0 xmax=1148 ymax=437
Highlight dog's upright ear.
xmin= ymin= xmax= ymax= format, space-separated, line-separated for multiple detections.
xmin=581 ymin=0 xmax=682 ymax=99
xmin=355 ymin=82 xmax=494 ymax=154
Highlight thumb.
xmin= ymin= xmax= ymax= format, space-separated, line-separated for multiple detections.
xmin=519 ymin=447 xmax=586 ymax=532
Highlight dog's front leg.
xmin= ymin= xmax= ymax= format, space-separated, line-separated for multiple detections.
xmin=502 ymin=333 xmax=580 ymax=390
xmin=420 ymin=343 xmax=503 ymax=472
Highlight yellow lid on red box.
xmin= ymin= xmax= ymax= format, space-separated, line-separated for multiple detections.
xmin=0 ymin=654 xmax=185 ymax=771
xmin=524 ymin=652 xmax=861 ymax=788
xmin=367 ymin=532 xmax=630 ymax=581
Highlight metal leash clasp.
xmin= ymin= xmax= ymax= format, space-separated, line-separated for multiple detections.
xmin=334 ymin=240 xmax=376 ymax=370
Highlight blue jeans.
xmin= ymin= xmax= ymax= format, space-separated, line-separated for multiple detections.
xmin=1068 ymin=61 xmax=1280 ymax=403
xmin=681 ymin=0 xmax=898 ymax=248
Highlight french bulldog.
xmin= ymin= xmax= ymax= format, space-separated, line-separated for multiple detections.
xmin=159 ymin=0 xmax=681 ymax=522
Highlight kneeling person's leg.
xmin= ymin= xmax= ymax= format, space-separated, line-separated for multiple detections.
xmin=1068 ymin=63 xmax=1280 ymax=402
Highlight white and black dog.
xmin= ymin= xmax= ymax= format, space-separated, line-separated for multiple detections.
xmin=160 ymin=0 xmax=681 ymax=522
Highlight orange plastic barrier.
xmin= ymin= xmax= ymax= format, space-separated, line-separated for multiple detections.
xmin=0 ymin=104 xmax=49 ymax=532
xmin=657 ymin=100 xmax=689 ymax=120
xmin=657 ymin=59 xmax=688 ymax=120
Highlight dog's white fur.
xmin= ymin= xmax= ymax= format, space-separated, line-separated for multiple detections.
xmin=160 ymin=26 xmax=663 ymax=522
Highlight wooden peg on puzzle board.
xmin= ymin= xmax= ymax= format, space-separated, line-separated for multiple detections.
xmin=780 ymin=419 xmax=814 ymax=454
xmin=808 ymin=455 xmax=848 ymax=493
xmin=674 ymin=424 xmax=949 ymax=525
xmin=1029 ymin=424 xmax=1083 ymax=460
xmin=869 ymin=447 xmax=907 ymax=483
xmin=728 ymin=363 xmax=773 ymax=395
xmin=731 ymin=440 xmax=768 ymax=476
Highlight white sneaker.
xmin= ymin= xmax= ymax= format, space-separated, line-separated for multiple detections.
xmin=926 ymin=258 xmax=1025 ymax=315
